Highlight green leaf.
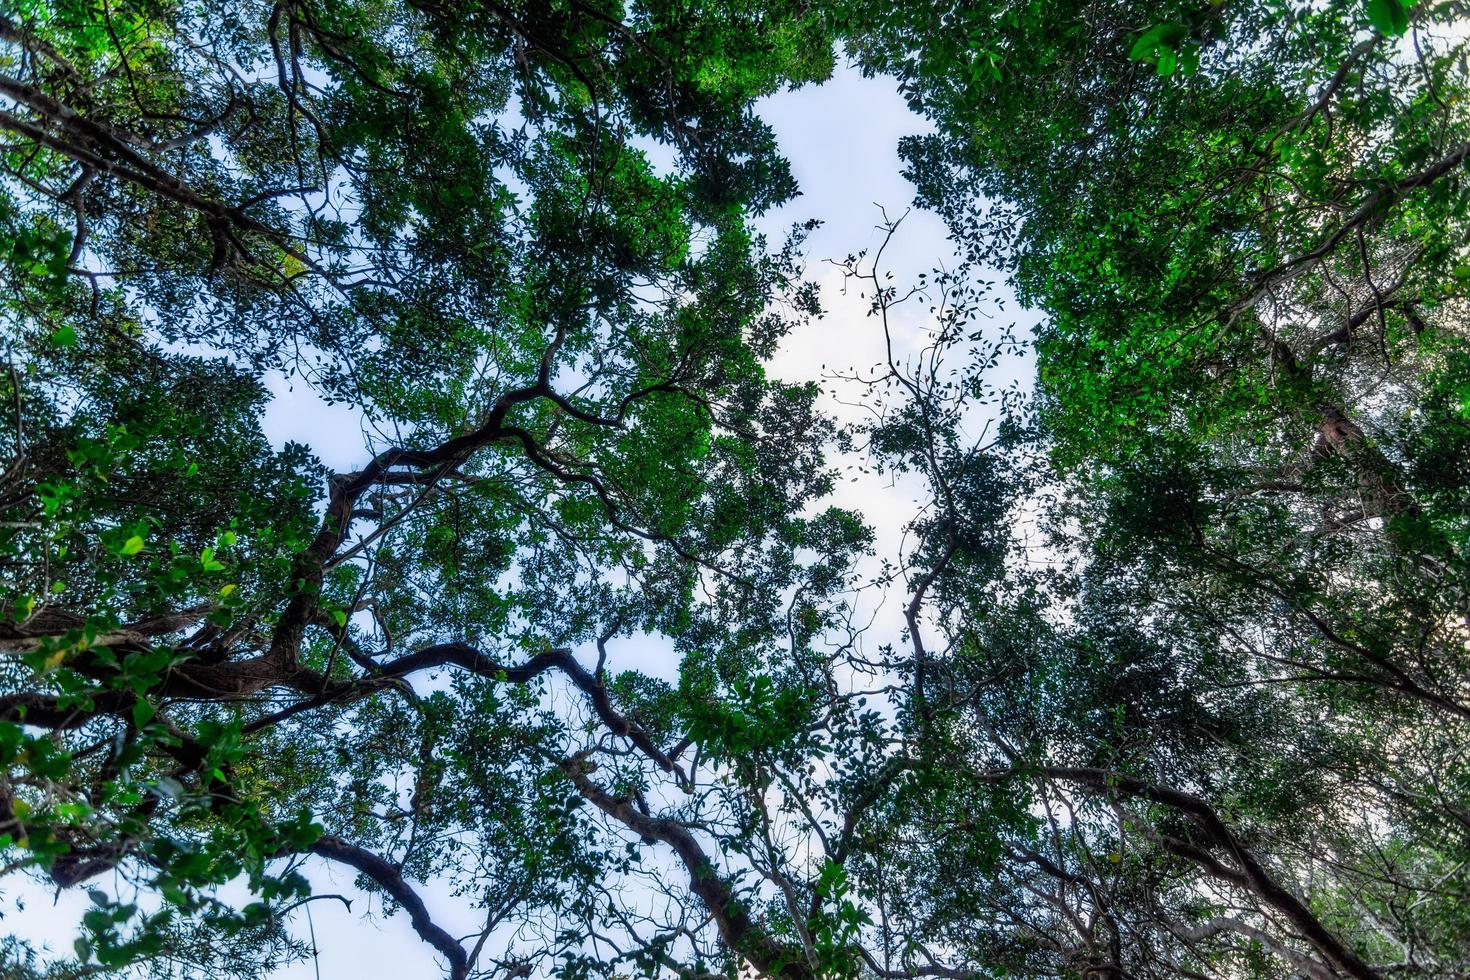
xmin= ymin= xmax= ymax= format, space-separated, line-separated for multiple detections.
xmin=1129 ymin=30 xmax=1160 ymax=61
xmin=50 ymin=324 xmax=78 ymax=347
xmin=1128 ymin=22 xmax=1187 ymax=62
xmin=1179 ymin=45 xmax=1200 ymax=76
xmin=120 ymin=535 xmax=146 ymax=556
xmin=1365 ymin=0 xmax=1411 ymax=35
xmin=133 ymin=700 xmax=155 ymax=727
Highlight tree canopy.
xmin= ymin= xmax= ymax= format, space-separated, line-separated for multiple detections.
xmin=1 ymin=0 xmax=1468 ymax=978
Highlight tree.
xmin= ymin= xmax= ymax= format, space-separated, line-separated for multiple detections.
xmin=4 ymin=0 xmax=1470 ymax=978
xmin=835 ymin=0 xmax=1470 ymax=975
xmin=843 ymin=0 xmax=1470 ymax=720
xmin=1 ymin=1 xmax=860 ymax=975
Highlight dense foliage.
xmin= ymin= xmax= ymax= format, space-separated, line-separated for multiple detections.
xmin=1 ymin=0 xmax=1467 ymax=978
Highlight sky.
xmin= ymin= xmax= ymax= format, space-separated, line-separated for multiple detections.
xmin=6 ymin=60 xmax=1037 ymax=978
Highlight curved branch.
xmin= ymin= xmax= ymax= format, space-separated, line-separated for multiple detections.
xmin=561 ymin=756 xmax=814 ymax=980
xmin=308 ymin=835 xmax=469 ymax=980
xmin=1014 ymin=766 xmax=1382 ymax=980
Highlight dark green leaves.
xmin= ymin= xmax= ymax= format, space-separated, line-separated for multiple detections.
xmin=1128 ymin=21 xmax=1187 ymax=61
xmin=1128 ymin=22 xmax=1199 ymax=77
xmin=1366 ymin=0 xmax=1413 ymax=35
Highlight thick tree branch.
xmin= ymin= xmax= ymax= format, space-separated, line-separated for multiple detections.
xmin=308 ymin=835 xmax=469 ymax=980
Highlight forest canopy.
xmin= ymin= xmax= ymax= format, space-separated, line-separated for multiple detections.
xmin=2 ymin=0 xmax=1469 ymax=978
